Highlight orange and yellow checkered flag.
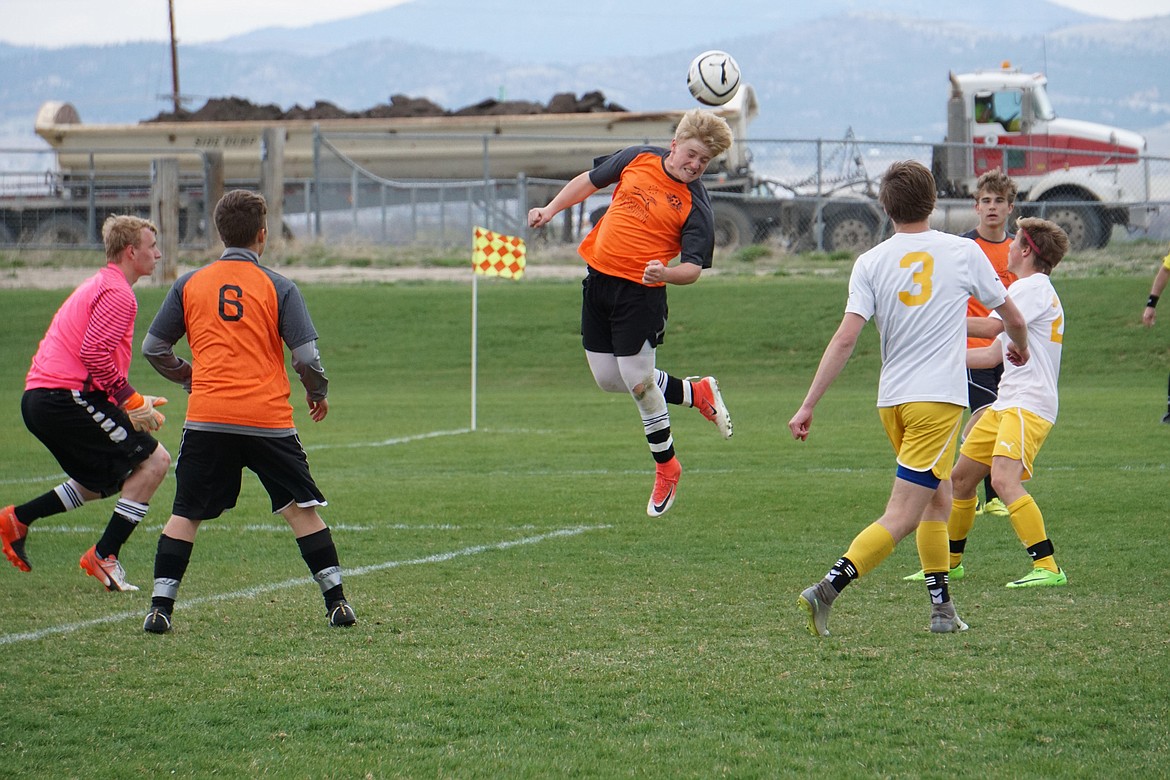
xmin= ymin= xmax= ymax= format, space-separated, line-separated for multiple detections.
xmin=473 ymin=225 xmax=526 ymax=280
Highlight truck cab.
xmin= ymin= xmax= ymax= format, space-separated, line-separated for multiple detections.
xmin=934 ymin=63 xmax=1149 ymax=248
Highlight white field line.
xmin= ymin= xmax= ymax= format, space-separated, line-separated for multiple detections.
xmin=0 ymin=524 xmax=610 ymax=645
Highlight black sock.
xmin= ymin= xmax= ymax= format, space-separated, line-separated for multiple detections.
xmin=647 ymin=427 xmax=675 ymax=465
xmin=151 ymin=534 xmax=194 ymax=612
xmin=825 ymin=556 xmax=857 ymax=595
xmin=95 ymin=516 xmax=137 ymax=559
xmin=14 ymin=490 xmax=70 ymax=527
xmin=925 ymin=571 xmax=951 ymax=605
xmin=661 ymin=374 xmax=684 ymax=406
xmin=297 ymin=528 xmax=345 ymax=605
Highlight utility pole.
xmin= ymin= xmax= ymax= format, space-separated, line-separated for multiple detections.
xmin=168 ymin=0 xmax=181 ymax=113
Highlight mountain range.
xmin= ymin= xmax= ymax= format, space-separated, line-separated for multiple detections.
xmin=1 ymin=0 xmax=1169 ymax=158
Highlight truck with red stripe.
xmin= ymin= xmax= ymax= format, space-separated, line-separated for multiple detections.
xmin=931 ymin=63 xmax=1149 ymax=250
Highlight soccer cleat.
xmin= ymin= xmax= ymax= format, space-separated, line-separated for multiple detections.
xmin=903 ymin=563 xmax=965 ymax=582
xmin=983 ymin=498 xmax=1010 ymax=517
xmin=930 ymin=605 xmax=970 ymax=633
xmin=79 ymin=545 xmax=139 ymax=592
xmin=0 ymin=505 xmax=31 ymax=572
xmin=328 ymin=599 xmax=357 ymax=627
xmin=646 ymin=458 xmax=681 ymax=517
xmin=143 ymin=606 xmax=173 ymax=634
xmin=797 ymin=585 xmax=831 ymax=637
xmin=687 ymin=375 xmax=733 ymax=439
xmin=1005 ymin=567 xmax=1067 ymax=589
xmin=1162 ymin=411 xmax=1170 ymax=424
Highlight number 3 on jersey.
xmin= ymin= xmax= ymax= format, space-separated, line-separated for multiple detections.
xmin=898 ymin=252 xmax=933 ymax=307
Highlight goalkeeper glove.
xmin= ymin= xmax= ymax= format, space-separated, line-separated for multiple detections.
xmin=123 ymin=392 xmax=168 ymax=432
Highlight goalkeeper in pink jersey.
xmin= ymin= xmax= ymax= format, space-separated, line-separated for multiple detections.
xmin=0 ymin=215 xmax=172 ymax=592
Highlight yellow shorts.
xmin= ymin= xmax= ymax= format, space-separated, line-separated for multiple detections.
xmin=960 ymin=406 xmax=1053 ymax=481
xmin=877 ymin=402 xmax=964 ymax=482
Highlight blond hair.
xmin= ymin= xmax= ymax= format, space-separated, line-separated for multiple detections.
xmin=102 ymin=215 xmax=157 ymax=262
xmin=674 ymin=109 xmax=733 ymax=157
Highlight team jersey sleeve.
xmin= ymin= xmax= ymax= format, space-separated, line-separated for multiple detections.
xmin=588 ymin=146 xmax=651 ymax=189
xmin=679 ymin=188 xmax=715 ymax=268
xmin=143 ymin=275 xmax=193 ymax=390
xmin=268 ymin=270 xmax=327 ymax=398
xmin=844 ymin=254 xmax=876 ymax=320
xmin=79 ymin=285 xmax=137 ymax=405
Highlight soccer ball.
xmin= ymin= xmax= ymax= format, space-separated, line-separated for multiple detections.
xmin=687 ymin=50 xmax=741 ymax=106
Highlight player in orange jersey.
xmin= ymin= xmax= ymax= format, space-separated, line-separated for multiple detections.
xmin=140 ymin=190 xmax=355 ymax=633
xmin=528 ymin=109 xmax=734 ymax=517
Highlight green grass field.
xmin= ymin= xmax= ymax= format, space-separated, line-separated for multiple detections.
xmin=1 ymin=266 xmax=1168 ymax=777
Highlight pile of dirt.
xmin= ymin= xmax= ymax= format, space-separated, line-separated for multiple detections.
xmin=146 ymin=91 xmax=626 ymax=123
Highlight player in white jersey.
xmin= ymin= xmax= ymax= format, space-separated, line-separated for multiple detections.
xmin=921 ymin=217 xmax=1071 ymax=589
xmin=789 ymin=161 xmax=1030 ymax=637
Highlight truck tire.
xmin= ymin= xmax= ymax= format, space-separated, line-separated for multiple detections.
xmin=26 ymin=215 xmax=90 ymax=247
xmin=1034 ymin=202 xmax=1104 ymax=251
xmin=712 ymin=200 xmax=756 ymax=249
xmin=823 ymin=208 xmax=878 ymax=254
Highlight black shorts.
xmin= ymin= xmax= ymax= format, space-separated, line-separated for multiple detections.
xmin=173 ymin=429 xmax=326 ymax=521
xmin=967 ymin=365 xmax=1004 ymax=413
xmin=21 ymin=389 xmax=160 ymax=497
xmin=581 ymin=268 xmax=669 ymax=356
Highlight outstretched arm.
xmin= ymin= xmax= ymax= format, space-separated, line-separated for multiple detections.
xmin=788 ymin=313 xmax=866 ymax=441
xmin=528 ymin=172 xmax=599 ymax=229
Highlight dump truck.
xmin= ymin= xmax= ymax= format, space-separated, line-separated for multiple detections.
xmin=3 ymin=64 xmax=1151 ymax=252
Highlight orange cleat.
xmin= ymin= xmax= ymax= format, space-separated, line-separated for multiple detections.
xmin=688 ymin=376 xmax=733 ymax=439
xmin=647 ymin=457 xmax=682 ymax=517
xmin=79 ymin=545 xmax=139 ymax=592
xmin=0 ymin=505 xmax=31 ymax=572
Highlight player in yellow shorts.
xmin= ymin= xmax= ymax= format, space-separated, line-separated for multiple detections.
xmin=789 ymin=161 xmax=1030 ymax=637
xmin=905 ymin=216 xmax=1070 ymax=588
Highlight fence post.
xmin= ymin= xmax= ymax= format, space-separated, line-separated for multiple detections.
xmin=151 ymin=157 xmax=180 ymax=284
xmin=204 ymin=151 xmax=224 ymax=248
xmin=312 ymin=125 xmax=322 ymax=240
xmin=261 ymin=127 xmax=285 ymax=251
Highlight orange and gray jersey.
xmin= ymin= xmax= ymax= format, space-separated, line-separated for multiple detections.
xmin=143 ymin=249 xmax=327 ymax=435
xmin=579 ymin=145 xmax=715 ymax=284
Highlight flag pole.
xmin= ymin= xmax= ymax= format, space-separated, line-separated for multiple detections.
xmin=471 ymin=269 xmax=478 ymax=432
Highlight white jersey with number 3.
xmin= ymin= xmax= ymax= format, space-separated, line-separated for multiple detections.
xmin=992 ymin=274 xmax=1063 ymax=423
xmin=846 ymin=230 xmax=1007 ymax=407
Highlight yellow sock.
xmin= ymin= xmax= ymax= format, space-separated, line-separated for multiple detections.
xmin=947 ymin=496 xmax=979 ymax=569
xmin=1007 ymin=494 xmax=1058 ymax=573
xmin=843 ymin=523 xmax=896 ymax=578
xmin=915 ymin=520 xmax=949 ymax=574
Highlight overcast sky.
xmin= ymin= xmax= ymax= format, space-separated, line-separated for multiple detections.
xmin=2 ymin=0 xmax=1169 ymax=48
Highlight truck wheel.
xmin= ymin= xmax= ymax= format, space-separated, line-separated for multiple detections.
xmin=26 ymin=216 xmax=90 ymax=247
xmin=823 ymin=209 xmax=877 ymax=254
xmin=1039 ymin=204 xmax=1103 ymax=251
xmin=712 ymin=201 xmax=755 ymax=250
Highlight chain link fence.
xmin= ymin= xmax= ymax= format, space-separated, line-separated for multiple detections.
xmin=2 ymin=131 xmax=1168 ymax=254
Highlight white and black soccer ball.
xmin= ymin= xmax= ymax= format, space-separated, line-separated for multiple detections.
xmin=686 ymin=50 xmax=742 ymax=106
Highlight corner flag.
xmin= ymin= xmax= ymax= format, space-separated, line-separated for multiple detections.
xmin=473 ymin=225 xmax=526 ymax=279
